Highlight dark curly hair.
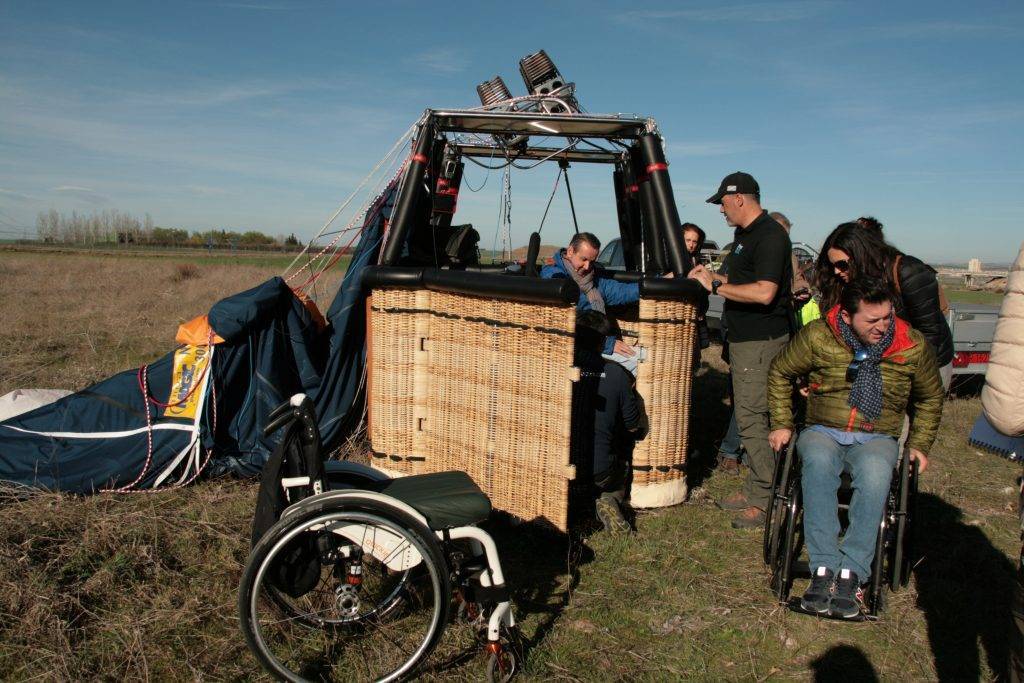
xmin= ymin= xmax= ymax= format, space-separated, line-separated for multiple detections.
xmin=814 ymin=222 xmax=902 ymax=312
xmin=839 ymin=276 xmax=896 ymax=315
xmin=857 ymin=216 xmax=884 ymax=238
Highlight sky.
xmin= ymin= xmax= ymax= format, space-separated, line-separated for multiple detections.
xmin=1 ymin=1 xmax=1022 ymax=264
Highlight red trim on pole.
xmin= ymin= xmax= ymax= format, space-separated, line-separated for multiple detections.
xmin=626 ymin=184 xmax=639 ymax=193
xmin=646 ymin=162 xmax=669 ymax=173
xmin=411 ymin=153 xmax=428 ymax=163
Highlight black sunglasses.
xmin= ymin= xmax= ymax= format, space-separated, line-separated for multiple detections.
xmin=846 ymin=349 xmax=870 ymax=383
xmin=832 ymin=259 xmax=851 ymax=273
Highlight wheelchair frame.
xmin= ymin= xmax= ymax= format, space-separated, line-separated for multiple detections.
xmin=238 ymin=395 xmax=520 ymax=682
xmin=763 ymin=435 xmax=918 ymax=619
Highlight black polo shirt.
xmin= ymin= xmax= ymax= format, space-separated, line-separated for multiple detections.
xmin=721 ymin=211 xmax=793 ymax=342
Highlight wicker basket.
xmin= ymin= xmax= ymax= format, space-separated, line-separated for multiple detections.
xmin=369 ymin=287 xmax=577 ymax=530
xmin=620 ymin=298 xmax=697 ymax=507
xmin=368 ymin=286 xmax=697 ymax=527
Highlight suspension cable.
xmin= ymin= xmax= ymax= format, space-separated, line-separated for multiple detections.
xmin=536 ymin=167 xmax=564 ymax=236
xmin=561 ymin=161 xmax=581 ymax=235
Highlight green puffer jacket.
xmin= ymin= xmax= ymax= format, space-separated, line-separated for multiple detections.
xmin=768 ymin=305 xmax=945 ymax=454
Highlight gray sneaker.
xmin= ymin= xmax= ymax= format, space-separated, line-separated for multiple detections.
xmin=829 ymin=569 xmax=864 ymax=619
xmin=595 ymin=495 xmax=631 ymax=534
xmin=800 ymin=566 xmax=834 ymax=614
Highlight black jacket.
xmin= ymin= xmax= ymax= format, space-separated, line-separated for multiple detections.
xmin=895 ymin=254 xmax=954 ymax=366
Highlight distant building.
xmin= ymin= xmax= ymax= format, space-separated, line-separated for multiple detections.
xmin=968 ymin=258 xmax=982 ymax=273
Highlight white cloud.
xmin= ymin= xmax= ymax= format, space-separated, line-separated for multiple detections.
xmin=50 ymin=185 xmax=110 ymax=204
xmin=0 ymin=188 xmax=35 ymax=202
xmin=409 ymin=48 xmax=467 ymax=75
xmin=186 ymin=185 xmax=229 ymax=197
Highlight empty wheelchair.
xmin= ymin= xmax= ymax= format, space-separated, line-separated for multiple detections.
xmin=763 ymin=434 xmax=918 ymax=618
xmin=238 ymin=395 xmax=520 ymax=682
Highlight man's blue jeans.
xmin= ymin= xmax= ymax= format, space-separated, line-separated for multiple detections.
xmin=797 ymin=429 xmax=899 ymax=580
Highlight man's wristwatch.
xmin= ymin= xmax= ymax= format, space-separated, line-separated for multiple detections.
xmin=711 ymin=279 xmax=722 ymax=295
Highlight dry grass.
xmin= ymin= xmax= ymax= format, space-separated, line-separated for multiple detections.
xmin=0 ymin=252 xmax=341 ymax=396
xmin=171 ymin=263 xmax=201 ymax=283
xmin=0 ymin=250 xmax=1019 ymax=680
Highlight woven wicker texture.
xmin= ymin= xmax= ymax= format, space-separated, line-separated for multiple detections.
xmin=628 ymin=298 xmax=697 ymax=487
xmin=368 ymin=289 xmax=421 ymax=476
xmin=368 ymin=287 xmax=577 ymax=530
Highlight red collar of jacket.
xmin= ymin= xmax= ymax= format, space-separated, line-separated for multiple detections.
xmin=824 ymin=305 xmax=917 ymax=358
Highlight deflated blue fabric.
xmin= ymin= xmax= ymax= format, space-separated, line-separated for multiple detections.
xmin=0 ymin=179 xmax=397 ymax=492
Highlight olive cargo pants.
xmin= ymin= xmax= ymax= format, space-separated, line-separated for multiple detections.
xmin=730 ymin=335 xmax=790 ymax=510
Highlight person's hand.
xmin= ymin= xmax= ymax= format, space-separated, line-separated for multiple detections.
xmin=687 ymin=265 xmax=713 ymax=291
xmin=798 ymin=386 xmax=810 ymax=398
xmin=663 ymin=271 xmax=676 ymax=279
xmin=613 ymin=339 xmax=636 ymax=356
xmin=908 ymin=448 xmax=929 ymax=474
xmin=768 ymin=428 xmax=793 ymax=452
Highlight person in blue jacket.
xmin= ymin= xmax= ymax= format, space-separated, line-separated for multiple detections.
xmin=541 ymin=232 xmax=643 ymax=367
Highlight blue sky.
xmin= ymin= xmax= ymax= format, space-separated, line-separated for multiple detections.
xmin=1 ymin=1 xmax=1022 ymax=264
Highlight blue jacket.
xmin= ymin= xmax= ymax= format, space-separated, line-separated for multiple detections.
xmin=541 ymin=250 xmax=640 ymax=354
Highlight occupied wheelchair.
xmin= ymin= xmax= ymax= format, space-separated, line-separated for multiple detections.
xmin=238 ymin=395 xmax=521 ymax=682
xmin=762 ymin=433 xmax=918 ymax=619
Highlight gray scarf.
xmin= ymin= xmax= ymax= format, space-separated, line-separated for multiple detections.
xmin=563 ymin=250 xmax=605 ymax=313
xmin=838 ymin=314 xmax=895 ymax=421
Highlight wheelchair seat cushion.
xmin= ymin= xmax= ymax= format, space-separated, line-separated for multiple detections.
xmin=377 ymin=471 xmax=492 ymax=529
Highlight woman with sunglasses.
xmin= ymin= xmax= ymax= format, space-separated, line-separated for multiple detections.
xmin=813 ymin=222 xmax=954 ymax=387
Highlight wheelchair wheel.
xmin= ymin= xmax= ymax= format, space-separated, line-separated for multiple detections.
xmin=239 ymin=497 xmax=451 ymax=682
xmin=865 ymin=511 xmax=888 ymax=616
xmin=899 ymin=459 xmax=919 ymax=588
xmin=764 ymin=443 xmax=796 ymax=566
xmin=770 ymin=483 xmax=802 ymax=603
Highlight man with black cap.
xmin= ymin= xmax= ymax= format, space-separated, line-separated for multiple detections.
xmin=689 ymin=172 xmax=792 ymax=528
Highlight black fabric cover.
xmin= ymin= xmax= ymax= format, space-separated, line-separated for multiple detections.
xmin=362 ymin=266 xmax=580 ymax=306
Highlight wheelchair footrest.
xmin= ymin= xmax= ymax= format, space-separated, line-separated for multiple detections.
xmin=786 ymin=598 xmax=878 ymax=622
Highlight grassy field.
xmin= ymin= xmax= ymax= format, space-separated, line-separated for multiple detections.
xmin=0 ymin=251 xmax=1018 ymax=680
xmin=945 ymin=287 xmax=1005 ymax=306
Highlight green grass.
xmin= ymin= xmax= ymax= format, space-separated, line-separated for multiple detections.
xmin=946 ymin=287 xmax=1005 ymax=306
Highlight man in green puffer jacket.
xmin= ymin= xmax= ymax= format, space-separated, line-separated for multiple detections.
xmin=767 ymin=278 xmax=944 ymax=619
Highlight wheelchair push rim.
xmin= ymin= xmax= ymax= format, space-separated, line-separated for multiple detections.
xmin=239 ymin=504 xmax=451 ymax=683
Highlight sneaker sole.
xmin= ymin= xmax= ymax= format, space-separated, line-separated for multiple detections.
xmin=800 ymin=599 xmax=831 ymax=614
xmin=828 ymin=605 xmax=862 ymax=619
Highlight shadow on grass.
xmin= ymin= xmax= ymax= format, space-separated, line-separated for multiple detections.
xmin=687 ymin=361 xmax=734 ymax=490
xmin=487 ymin=517 xmax=595 ymax=662
xmin=810 ymin=644 xmax=879 ymax=682
xmin=913 ymin=492 xmax=1014 ymax=681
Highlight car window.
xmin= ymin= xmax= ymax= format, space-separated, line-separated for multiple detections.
xmin=599 ymin=239 xmax=624 ymax=268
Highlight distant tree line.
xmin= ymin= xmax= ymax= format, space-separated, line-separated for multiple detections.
xmin=35 ymin=209 xmax=302 ymax=249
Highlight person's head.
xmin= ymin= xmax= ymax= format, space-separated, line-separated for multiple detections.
xmin=706 ymin=171 xmax=762 ymax=228
xmin=769 ymin=211 xmax=792 ymax=233
xmin=857 ymin=216 xmax=884 ymax=239
xmin=814 ymin=222 xmax=900 ymax=311
xmin=681 ymin=222 xmax=705 ymax=256
xmin=839 ymin=277 xmax=895 ymax=346
xmin=565 ymin=232 xmax=601 ymax=276
xmin=575 ymin=310 xmax=614 ymax=356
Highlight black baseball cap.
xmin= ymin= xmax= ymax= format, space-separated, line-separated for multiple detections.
xmin=706 ymin=171 xmax=760 ymax=204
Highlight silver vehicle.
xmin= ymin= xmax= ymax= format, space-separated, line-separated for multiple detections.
xmin=598 ymin=238 xmax=819 ymax=330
